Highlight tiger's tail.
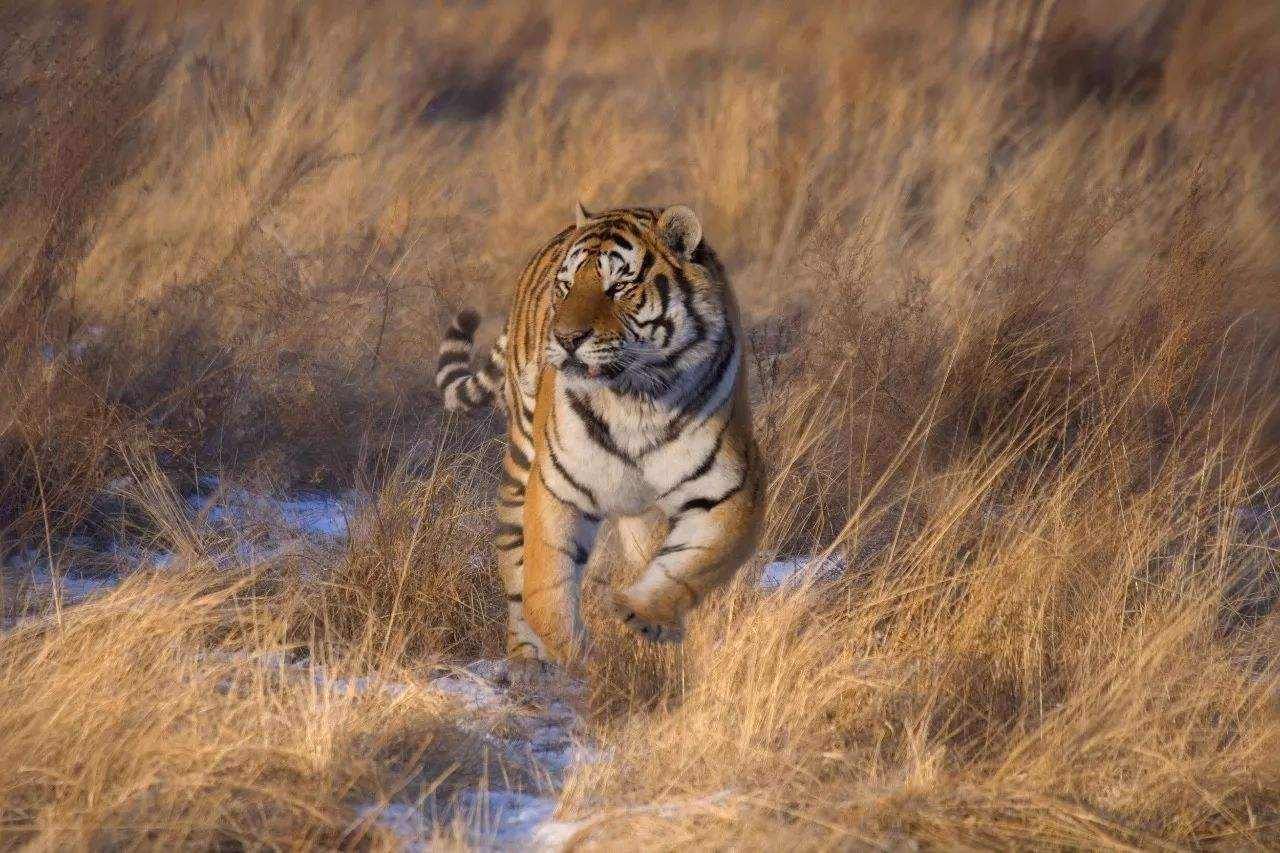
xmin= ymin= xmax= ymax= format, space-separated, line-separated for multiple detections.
xmin=436 ymin=310 xmax=506 ymax=413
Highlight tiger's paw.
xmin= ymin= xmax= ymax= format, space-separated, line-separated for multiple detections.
xmin=611 ymin=587 xmax=685 ymax=643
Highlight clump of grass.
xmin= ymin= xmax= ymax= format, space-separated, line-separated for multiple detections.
xmin=284 ymin=442 xmax=507 ymax=665
xmin=0 ymin=568 xmax=506 ymax=850
xmin=560 ymin=380 xmax=1280 ymax=849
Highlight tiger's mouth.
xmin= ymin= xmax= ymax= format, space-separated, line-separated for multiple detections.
xmin=560 ymin=355 xmax=622 ymax=381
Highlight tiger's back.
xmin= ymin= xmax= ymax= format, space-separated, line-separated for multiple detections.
xmin=436 ymin=204 xmax=761 ymax=669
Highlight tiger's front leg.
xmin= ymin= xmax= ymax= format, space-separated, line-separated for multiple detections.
xmin=521 ymin=460 xmax=600 ymax=666
xmin=611 ymin=482 xmax=759 ymax=642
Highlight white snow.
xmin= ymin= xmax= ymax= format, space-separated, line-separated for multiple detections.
xmin=5 ymin=476 xmax=883 ymax=846
xmin=429 ymin=671 xmax=504 ymax=709
xmin=361 ymin=790 xmax=576 ymax=852
xmin=39 ymin=572 xmax=117 ymax=602
xmin=758 ymin=553 xmax=847 ymax=589
xmin=358 ymin=802 xmax=430 ymax=851
xmin=530 ymin=816 xmax=586 ymax=851
xmin=274 ymin=496 xmax=350 ymax=537
xmin=455 ymin=789 xmax=561 ymax=848
xmin=345 ymin=659 xmax=592 ymax=851
xmin=189 ymin=482 xmax=351 ymax=539
xmin=4 ymin=548 xmax=120 ymax=603
xmin=314 ymin=671 xmax=410 ymax=699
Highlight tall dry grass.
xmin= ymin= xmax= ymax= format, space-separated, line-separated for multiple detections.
xmin=3 ymin=0 xmax=1280 ymax=848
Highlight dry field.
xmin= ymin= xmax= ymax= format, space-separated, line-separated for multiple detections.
xmin=3 ymin=0 xmax=1280 ymax=849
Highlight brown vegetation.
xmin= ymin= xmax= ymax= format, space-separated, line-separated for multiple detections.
xmin=2 ymin=0 xmax=1280 ymax=848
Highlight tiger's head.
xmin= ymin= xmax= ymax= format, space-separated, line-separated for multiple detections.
xmin=547 ymin=203 xmax=727 ymax=396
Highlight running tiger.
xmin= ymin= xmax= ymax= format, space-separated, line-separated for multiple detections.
xmin=436 ymin=204 xmax=761 ymax=669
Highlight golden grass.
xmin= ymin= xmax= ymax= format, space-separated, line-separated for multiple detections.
xmin=3 ymin=0 xmax=1280 ymax=848
xmin=0 ymin=571 xmax=506 ymax=850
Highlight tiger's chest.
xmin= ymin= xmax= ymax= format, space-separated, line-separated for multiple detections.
xmin=547 ymin=380 xmax=726 ymax=518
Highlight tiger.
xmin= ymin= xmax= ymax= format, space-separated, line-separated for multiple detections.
xmin=436 ymin=203 xmax=761 ymax=671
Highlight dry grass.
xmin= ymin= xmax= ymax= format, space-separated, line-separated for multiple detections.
xmin=3 ymin=0 xmax=1280 ymax=849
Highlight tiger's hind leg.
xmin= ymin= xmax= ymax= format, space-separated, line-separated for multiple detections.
xmin=494 ymin=443 xmax=548 ymax=668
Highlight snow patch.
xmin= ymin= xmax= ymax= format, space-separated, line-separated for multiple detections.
xmin=5 ymin=548 xmax=120 ymax=603
xmin=759 ymin=553 xmax=846 ymax=589
xmin=317 ymin=672 xmax=410 ymax=699
xmin=429 ymin=670 xmax=504 ymax=710
xmin=530 ymin=816 xmax=587 ymax=851
xmin=189 ymin=482 xmax=351 ymax=539
xmin=361 ymin=792 xmax=576 ymax=852
xmin=358 ymin=802 xmax=430 ymax=852
xmin=38 ymin=572 xmax=117 ymax=602
xmin=456 ymin=790 xmax=561 ymax=849
xmin=351 ymin=659 xmax=597 ymax=850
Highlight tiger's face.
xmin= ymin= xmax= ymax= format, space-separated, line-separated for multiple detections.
xmin=547 ymin=206 xmax=710 ymax=395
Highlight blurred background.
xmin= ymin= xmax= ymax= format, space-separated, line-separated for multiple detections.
xmin=4 ymin=1 xmax=1277 ymax=512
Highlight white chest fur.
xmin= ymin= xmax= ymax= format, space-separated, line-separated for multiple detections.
xmin=549 ymin=377 xmax=735 ymax=518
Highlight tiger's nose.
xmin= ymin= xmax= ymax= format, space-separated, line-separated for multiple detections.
xmin=554 ymin=329 xmax=591 ymax=354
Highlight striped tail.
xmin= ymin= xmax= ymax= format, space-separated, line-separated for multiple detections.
xmin=436 ymin=310 xmax=506 ymax=413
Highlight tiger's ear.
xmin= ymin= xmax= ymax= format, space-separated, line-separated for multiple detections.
xmin=574 ymin=200 xmax=592 ymax=227
xmin=657 ymin=205 xmax=702 ymax=259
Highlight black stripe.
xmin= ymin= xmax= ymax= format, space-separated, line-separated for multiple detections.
xmin=437 ymin=351 xmax=470 ymax=368
xmin=507 ymin=593 xmax=523 ymax=602
xmin=565 ymin=390 xmax=634 ymax=465
xmin=512 ymin=407 xmax=534 ymax=444
xmin=653 ymin=273 xmax=671 ymax=309
xmin=654 ymin=543 xmax=708 ymax=558
xmin=674 ymin=324 xmax=736 ymax=424
xmin=508 ymin=441 xmax=531 ymax=471
xmin=657 ymin=318 xmax=675 ymax=348
xmin=459 ymin=381 xmax=484 ymax=408
xmin=445 ymin=326 xmax=473 ymax=342
xmin=545 ymin=435 xmax=600 ymax=508
xmin=497 ymin=535 xmax=524 ymax=551
xmin=555 ymin=543 xmax=590 ymax=565
xmin=638 ymin=338 xmax=732 ymax=458
xmin=676 ymin=477 xmax=745 ymax=516
xmin=537 ymin=464 xmax=595 ymax=517
xmin=608 ymin=250 xmax=652 ymax=294
xmin=631 ymin=272 xmax=669 ymax=331
xmin=649 ymin=272 xmax=707 ymax=370
xmin=657 ymin=418 xmax=728 ymax=490
xmin=496 ymin=520 xmax=524 ymax=550
xmin=631 ymin=273 xmax=673 ymax=340
xmin=436 ymin=364 xmax=471 ymax=388
xmin=633 ymin=250 xmax=654 ymax=283
xmin=500 ymin=468 xmax=526 ymax=496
